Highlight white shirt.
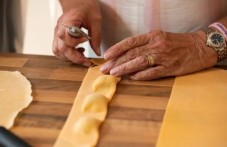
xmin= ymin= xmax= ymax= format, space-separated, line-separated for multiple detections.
xmin=85 ymin=0 xmax=227 ymax=57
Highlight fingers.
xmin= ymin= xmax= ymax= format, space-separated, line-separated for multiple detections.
xmin=100 ymin=44 xmax=153 ymax=73
xmin=64 ymin=47 xmax=92 ymax=67
xmin=89 ymin=22 xmax=102 ymax=56
xmin=53 ymin=26 xmax=67 ymax=60
xmin=101 ymin=55 xmax=168 ymax=81
xmin=130 ymin=66 xmax=166 ymax=81
xmin=108 ymin=55 xmax=149 ymax=76
xmin=53 ymin=23 xmax=93 ymax=67
xmin=53 ymin=37 xmax=92 ymax=67
xmin=104 ymin=34 xmax=150 ymax=59
xmin=57 ymin=20 xmax=101 ymax=56
xmin=53 ymin=3 xmax=102 ymax=66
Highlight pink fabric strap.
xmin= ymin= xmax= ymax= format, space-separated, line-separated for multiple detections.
xmin=209 ymin=22 xmax=227 ymax=41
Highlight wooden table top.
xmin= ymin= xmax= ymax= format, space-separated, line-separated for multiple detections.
xmin=0 ymin=53 xmax=226 ymax=147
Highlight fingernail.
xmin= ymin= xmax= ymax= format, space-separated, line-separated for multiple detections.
xmin=100 ymin=64 xmax=108 ymax=73
xmin=104 ymin=53 xmax=112 ymax=60
xmin=110 ymin=69 xmax=117 ymax=76
xmin=94 ymin=46 xmax=101 ymax=56
xmin=83 ymin=62 xmax=92 ymax=67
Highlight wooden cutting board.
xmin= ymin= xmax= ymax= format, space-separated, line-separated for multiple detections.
xmin=0 ymin=53 xmax=226 ymax=147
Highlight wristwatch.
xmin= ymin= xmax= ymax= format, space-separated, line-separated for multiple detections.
xmin=206 ymin=28 xmax=227 ymax=61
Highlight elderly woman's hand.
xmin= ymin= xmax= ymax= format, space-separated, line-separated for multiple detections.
xmin=53 ymin=0 xmax=101 ymax=67
xmin=100 ymin=30 xmax=217 ymax=80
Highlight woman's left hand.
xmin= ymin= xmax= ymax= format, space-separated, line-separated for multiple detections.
xmin=100 ymin=30 xmax=217 ymax=80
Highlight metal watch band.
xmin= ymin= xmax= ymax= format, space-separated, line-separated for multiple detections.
xmin=218 ymin=48 xmax=227 ymax=61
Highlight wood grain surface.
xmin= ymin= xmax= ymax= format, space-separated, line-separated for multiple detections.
xmin=0 ymin=53 xmax=226 ymax=147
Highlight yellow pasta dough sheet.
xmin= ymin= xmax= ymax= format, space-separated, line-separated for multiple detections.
xmin=90 ymin=59 xmax=106 ymax=66
xmin=156 ymin=68 xmax=227 ymax=147
xmin=0 ymin=71 xmax=33 ymax=129
xmin=54 ymin=66 xmax=120 ymax=147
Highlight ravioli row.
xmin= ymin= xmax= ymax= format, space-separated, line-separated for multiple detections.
xmin=73 ymin=75 xmax=120 ymax=146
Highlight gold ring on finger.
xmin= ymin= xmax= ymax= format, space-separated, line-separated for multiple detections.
xmin=146 ymin=54 xmax=155 ymax=67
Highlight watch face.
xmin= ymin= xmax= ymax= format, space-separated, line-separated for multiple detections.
xmin=210 ymin=33 xmax=225 ymax=47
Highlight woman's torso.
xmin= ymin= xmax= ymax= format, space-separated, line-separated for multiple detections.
xmin=99 ymin=0 xmax=226 ymax=51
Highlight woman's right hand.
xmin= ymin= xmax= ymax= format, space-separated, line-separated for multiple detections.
xmin=53 ymin=0 xmax=102 ymax=67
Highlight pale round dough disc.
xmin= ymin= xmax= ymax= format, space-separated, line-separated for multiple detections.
xmin=0 ymin=71 xmax=33 ymax=129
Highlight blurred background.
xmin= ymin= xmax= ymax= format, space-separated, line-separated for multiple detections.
xmin=0 ymin=0 xmax=62 ymax=55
